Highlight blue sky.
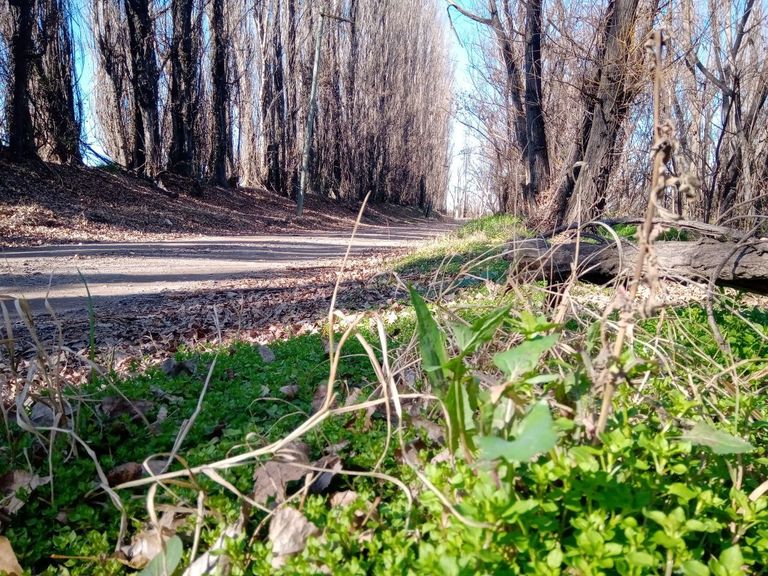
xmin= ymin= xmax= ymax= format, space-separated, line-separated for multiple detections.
xmin=446 ymin=4 xmax=487 ymax=213
xmin=68 ymin=0 xmax=486 ymax=212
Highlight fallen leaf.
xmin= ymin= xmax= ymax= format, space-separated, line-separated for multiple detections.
xmin=269 ymin=507 xmax=319 ymax=569
xmin=258 ymin=344 xmax=276 ymax=363
xmin=137 ymin=535 xmax=183 ymax=576
xmin=308 ymin=455 xmax=342 ymax=495
xmin=311 ymin=382 xmax=334 ymax=413
xmin=279 ymin=384 xmax=299 ymax=399
xmin=100 ymin=396 xmax=154 ymax=421
xmin=0 ymin=536 xmax=23 ymax=576
xmin=329 ymin=491 xmax=358 ymax=508
xmin=107 ymin=462 xmax=144 ymax=486
xmin=118 ymin=513 xmax=184 ymax=570
xmin=160 ymin=358 xmax=196 ymax=377
xmin=253 ymin=443 xmax=310 ymax=505
xmin=183 ymin=522 xmax=243 ymax=576
xmin=29 ymin=401 xmax=73 ymax=427
xmin=410 ymin=416 xmax=445 ymax=444
xmin=0 ymin=470 xmax=51 ymax=515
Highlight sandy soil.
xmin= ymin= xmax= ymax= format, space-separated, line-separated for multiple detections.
xmin=0 ymin=222 xmax=456 ymax=316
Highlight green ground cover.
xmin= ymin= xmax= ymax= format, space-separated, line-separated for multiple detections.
xmin=3 ymin=217 xmax=767 ymax=575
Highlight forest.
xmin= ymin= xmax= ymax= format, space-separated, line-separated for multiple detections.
xmin=2 ymin=0 xmax=766 ymax=228
xmin=1 ymin=0 xmax=452 ymax=212
xmin=1 ymin=0 xmax=768 ymax=575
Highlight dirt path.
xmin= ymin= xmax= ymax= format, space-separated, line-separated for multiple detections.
xmin=0 ymin=221 xmax=455 ymax=316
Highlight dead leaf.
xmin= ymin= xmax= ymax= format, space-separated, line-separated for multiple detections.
xmin=149 ymin=405 xmax=168 ymax=433
xmin=0 ymin=537 xmax=23 ymax=576
xmin=150 ymin=386 xmax=183 ymax=403
xmin=430 ymin=449 xmax=452 ymax=465
xmin=252 ymin=443 xmax=310 ymax=505
xmin=268 ymin=507 xmax=319 ymax=569
xmin=279 ymin=384 xmax=299 ymax=399
xmin=324 ymin=440 xmax=349 ymax=455
xmin=311 ymin=382 xmax=334 ymax=413
xmin=329 ymin=490 xmax=358 ymax=508
xmin=183 ymin=522 xmax=243 ymax=576
xmin=107 ymin=462 xmax=144 ymax=486
xmin=100 ymin=396 xmax=154 ymax=421
xmin=160 ymin=358 xmax=196 ymax=377
xmin=308 ymin=455 xmax=341 ymax=495
xmin=343 ymin=387 xmax=364 ymax=407
xmin=0 ymin=470 xmax=51 ymax=515
xmin=395 ymin=439 xmax=427 ymax=465
xmin=410 ymin=416 xmax=445 ymax=444
xmin=117 ymin=512 xmax=183 ymax=569
xmin=258 ymin=344 xmax=276 ymax=363
xmin=29 ymin=401 xmax=73 ymax=427
xmin=118 ymin=530 xmax=167 ymax=569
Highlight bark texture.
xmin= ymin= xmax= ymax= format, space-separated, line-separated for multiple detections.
xmin=507 ymin=237 xmax=768 ymax=295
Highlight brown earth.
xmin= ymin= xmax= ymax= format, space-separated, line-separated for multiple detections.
xmin=0 ymin=159 xmax=436 ymax=246
xmin=0 ymin=159 xmax=456 ymax=393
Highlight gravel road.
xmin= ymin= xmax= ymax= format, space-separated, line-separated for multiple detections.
xmin=0 ymin=221 xmax=456 ymax=316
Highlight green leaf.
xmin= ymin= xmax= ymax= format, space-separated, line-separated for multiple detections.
xmin=445 ymin=378 xmax=476 ymax=454
xmin=138 ymin=536 xmax=183 ymax=576
xmin=681 ymin=423 xmax=754 ymax=455
xmin=477 ymin=402 xmax=557 ymax=462
xmin=625 ymin=551 xmax=655 ymax=567
xmin=452 ymin=304 xmax=512 ymax=357
xmin=717 ymin=545 xmax=744 ymax=574
xmin=409 ymin=287 xmax=449 ymax=392
xmin=493 ymin=335 xmax=558 ymax=382
xmin=450 ymin=323 xmax=475 ymax=353
xmin=502 ymin=498 xmax=539 ymax=518
xmin=546 ymin=547 xmax=563 ymax=568
xmin=681 ymin=560 xmax=711 ymax=576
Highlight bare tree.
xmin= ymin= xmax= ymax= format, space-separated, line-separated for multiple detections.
xmin=124 ymin=0 xmax=160 ymax=175
xmin=167 ymin=0 xmax=198 ymax=177
xmin=6 ymin=0 xmax=37 ymax=161
xmin=447 ymin=0 xmax=550 ymax=209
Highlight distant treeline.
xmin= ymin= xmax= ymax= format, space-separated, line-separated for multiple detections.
xmin=0 ymin=0 xmax=452 ymax=211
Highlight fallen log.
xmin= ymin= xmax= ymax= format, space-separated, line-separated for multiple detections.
xmin=539 ymin=218 xmax=746 ymax=241
xmin=505 ymin=237 xmax=768 ymax=295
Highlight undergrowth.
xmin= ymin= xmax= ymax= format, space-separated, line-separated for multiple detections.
xmin=2 ymin=209 xmax=768 ymax=575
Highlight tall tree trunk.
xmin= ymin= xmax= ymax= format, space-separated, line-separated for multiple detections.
xmin=297 ymin=11 xmax=324 ymax=216
xmin=33 ymin=0 xmax=82 ymax=164
xmin=168 ymin=0 xmax=196 ymax=177
xmin=210 ymin=0 xmax=230 ymax=186
xmin=7 ymin=0 xmax=37 ymax=161
xmin=523 ymin=0 xmax=549 ymax=207
xmin=125 ymin=0 xmax=160 ymax=175
xmin=93 ymin=0 xmax=132 ymax=166
xmin=557 ymin=0 xmax=642 ymax=224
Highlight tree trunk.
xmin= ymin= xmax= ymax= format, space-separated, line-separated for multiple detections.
xmin=297 ymin=12 xmax=324 ymax=217
xmin=7 ymin=0 xmax=37 ymax=162
xmin=507 ymin=237 xmax=768 ymax=295
xmin=210 ymin=0 xmax=230 ymax=186
xmin=523 ymin=0 xmax=550 ymax=207
xmin=33 ymin=0 xmax=82 ymax=164
xmin=168 ymin=0 xmax=196 ymax=177
xmin=555 ymin=0 xmax=641 ymax=224
xmin=125 ymin=0 xmax=161 ymax=175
